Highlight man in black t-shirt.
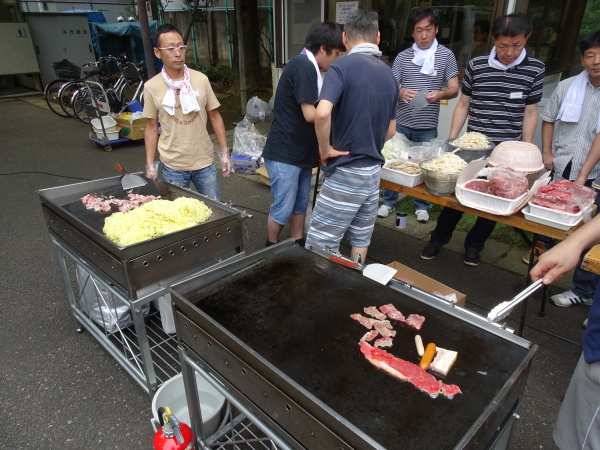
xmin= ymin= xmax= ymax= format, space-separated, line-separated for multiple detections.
xmin=262 ymin=23 xmax=345 ymax=247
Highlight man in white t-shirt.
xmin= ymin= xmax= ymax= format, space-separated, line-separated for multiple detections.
xmin=143 ymin=23 xmax=231 ymax=200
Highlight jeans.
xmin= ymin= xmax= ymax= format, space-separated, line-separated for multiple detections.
xmin=161 ymin=163 xmax=220 ymax=200
xmin=382 ymin=125 xmax=437 ymax=211
xmin=264 ymin=159 xmax=312 ymax=225
xmin=429 ymin=207 xmax=496 ymax=253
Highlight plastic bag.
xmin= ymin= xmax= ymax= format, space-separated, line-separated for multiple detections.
xmin=76 ymin=265 xmax=149 ymax=334
xmin=532 ymin=177 xmax=597 ymax=215
xmin=245 ymin=96 xmax=273 ymax=122
xmin=382 ymin=132 xmax=411 ymax=160
xmin=233 ymin=118 xmax=267 ymax=157
xmin=488 ymin=168 xmax=529 ymax=199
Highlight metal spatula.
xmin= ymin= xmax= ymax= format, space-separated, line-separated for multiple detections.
xmin=329 ymin=254 xmax=397 ymax=285
xmin=115 ymin=163 xmax=147 ymax=190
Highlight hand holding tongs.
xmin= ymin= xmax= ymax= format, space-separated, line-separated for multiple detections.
xmin=487 ymin=279 xmax=544 ymax=322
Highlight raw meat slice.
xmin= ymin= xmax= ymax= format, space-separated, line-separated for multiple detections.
xmin=532 ymin=180 xmax=596 ymax=213
xmin=489 ymin=168 xmax=528 ymax=199
xmin=464 ymin=180 xmax=494 ymax=195
xmin=380 ymin=304 xmax=425 ymax=330
xmin=374 ymin=337 xmax=393 ymax=348
xmin=374 ymin=325 xmax=396 ymax=338
xmin=379 ymin=304 xmax=405 ymax=322
xmin=405 ymin=314 xmax=426 ymax=330
xmin=372 ymin=319 xmax=393 ymax=329
xmin=364 ymin=306 xmax=388 ymax=320
xmin=350 ymin=314 xmax=374 ymax=329
xmin=359 ymin=342 xmax=461 ymax=398
xmin=360 ymin=330 xmax=379 ymax=342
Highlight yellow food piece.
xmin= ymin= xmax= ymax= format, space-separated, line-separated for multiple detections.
xmin=103 ymin=197 xmax=212 ymax=247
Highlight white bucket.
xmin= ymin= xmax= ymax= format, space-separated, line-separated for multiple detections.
xmin=152 ymin=373 xmax=226 ymax=437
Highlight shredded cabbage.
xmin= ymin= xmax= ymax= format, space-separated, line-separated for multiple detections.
xmin=103 ymin=197 xmax=212 ymax=247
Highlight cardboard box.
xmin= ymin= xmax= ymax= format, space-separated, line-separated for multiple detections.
xmin=115 ymin=117 xmax=147 ymax=140
xmin=232 ymin=155 xmax=261 ymax=175
xmin=387 ymin=262 xmax=466 ymax=307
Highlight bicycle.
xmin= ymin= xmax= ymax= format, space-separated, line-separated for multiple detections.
xmin=44 ymin=60 xmax=83 ymax=118
xmin=71 ymin=55 xmax=146 ymax=124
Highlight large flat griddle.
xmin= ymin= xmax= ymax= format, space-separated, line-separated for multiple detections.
xmin=38 ymin=176 xmax=244 ymax=299
xmin=171 ymin=244 xmax=537 ymax=449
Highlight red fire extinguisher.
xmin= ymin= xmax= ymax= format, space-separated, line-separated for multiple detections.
xmin=153 ymin=406 xmax=194 ymax=450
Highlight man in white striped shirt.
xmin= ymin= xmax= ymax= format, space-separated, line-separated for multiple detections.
xmin=378 ymin=8 xmax=459 ymax=223
xmin=537 ymin=31 xmax=600 ymax=308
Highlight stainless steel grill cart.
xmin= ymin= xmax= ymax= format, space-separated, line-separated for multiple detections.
xmin=170 ymin=242 xmax=537 ymax=449
xmin=38 ymin=176 xmax=245 ymax=394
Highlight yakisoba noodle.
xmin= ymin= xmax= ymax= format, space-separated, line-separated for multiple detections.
xmin=103 ymin=197 xmax=212 ymax=247
xmin=451 ymin=132 xmax=491 ymax=149
xmin=421 ymin=153 xmax=467 ymax=173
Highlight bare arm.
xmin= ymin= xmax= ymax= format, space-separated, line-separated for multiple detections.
xmin=521 ymin=103 xmax=538 ymax=143
xmin=575 ymin=132 xmax=600 ymax=185
xmin=449 ymin=93 xmax=471 ymax=138
xmin=300 ymin=102 xmax=316 ymax=123
xmin=531 ymin=214 xmax=600 ymax=285
xmin=541 ymin=121 xmax=555 ymax=171
xmin=144 ymin=117 xmax=159 ymax=166
xmin=314 ymin=99 xmax=348 ymax=164
xmin=425 ymin=76 xmax=459 ymax=103
xmin=386 ymin=119 xmax=396 ymax=142
xmin=207 ymin=108 xmax=231 ymax=177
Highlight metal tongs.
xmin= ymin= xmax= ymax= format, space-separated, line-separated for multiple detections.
xmin=487 ymin=279 xmax=544 ymax=322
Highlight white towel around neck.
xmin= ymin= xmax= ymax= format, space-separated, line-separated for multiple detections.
xmin=161 ymin=64 xmax=200 ymax=116
xmin=557 ymin=70 xmax=600 ymax=133
xmin=303 ymin=49 xmax=323 ymax=95
xmin=412 ymin=39 xmax=438 ymax=76
xmin=487 ymin=46 xmax=526 ymax=71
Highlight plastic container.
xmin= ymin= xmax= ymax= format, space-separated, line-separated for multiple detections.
xmin=419 ymin=161 xmax=462 ymax=196
xmin=381 ymin=160 xmax=424 ymax=187
xmin=460 ymin=182 xmax=528 ymax=215
xmin=395 ymin=212 xmax=407 ymax=229
xmin=152 ymin=373 xmax=226 ymax=437
xmin=522 ymin=205 xmax=582 ymax=231
xmin=93 ymin=126 xmax=120 ymax=141
xmin=90 ymin=115 xmax=117 ymax=130
xmin=527 ymin=201 xmax=586 ymax=225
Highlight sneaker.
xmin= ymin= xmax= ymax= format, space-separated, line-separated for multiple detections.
xmin=377 ymin=204 xmax=394 ymax=218
xmin=522 ymin=242 xmax=547 ymax=265
xmin=550 ymin=290 xmax=593 ymax=307
xmin=421 ymin=243 xmax=440 ymax=260
xmin=464 ymin=250 xmax=480 ymax=267
xmin=416 ymin=210 xmax=429 ymax=223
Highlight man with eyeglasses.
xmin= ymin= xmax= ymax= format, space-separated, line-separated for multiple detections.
xmin=143 ymin=23 xmax=231 ymax=200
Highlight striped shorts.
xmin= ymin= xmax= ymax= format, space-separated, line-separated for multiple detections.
xmin=306 ymin=165 xmax=381 ymax=252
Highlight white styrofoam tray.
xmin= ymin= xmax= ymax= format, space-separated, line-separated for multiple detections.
xmin=459 ymin=182 xmax=527 ymax=215
xmin=381 ymin=160 xmax=423 ymax=187
xmin=527 ymin=201 xmax=585 ymax=225
xmin=522 ymin=205 xmax=582 ymax=231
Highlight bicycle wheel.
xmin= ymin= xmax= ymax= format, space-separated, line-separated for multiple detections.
xmin=118 ymin=79 xmax=143 ymax=105
xmin=72 ymin=86 xmax=105 ymax=124
xmin=44 ymin=79 xmax=71 ymax=117
xmin=58 ymin=81 xmax=84 ymax=118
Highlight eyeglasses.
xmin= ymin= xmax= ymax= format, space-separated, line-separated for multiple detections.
xmin=157 ymin=45 xmax=188 ymax=53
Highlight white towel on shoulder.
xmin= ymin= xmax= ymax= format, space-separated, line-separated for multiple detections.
xmin=161 ymin=64 xmax=200 ymax=116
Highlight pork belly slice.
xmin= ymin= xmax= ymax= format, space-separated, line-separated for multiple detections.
xmin=360 ymin=330 xmax=379 ymax=342
xmin=359 ymin=342 xmax=461 ymax=399
xmin=374 ymin=325 xmax=396 ymax=338
xmin=405 ymin=314 xmax=425 ymax=330
xmin=350 ymin=313 xmax=374 ymax=329
xmin=364 ymin=306 xmax=388 ymax=320
xmin=380 ymin=304 xmax=425 ymax=330
xmin=374 ymin=337 xmax=394 ymax=348
xmin=379 ymin=303 xmax=405 ymax=322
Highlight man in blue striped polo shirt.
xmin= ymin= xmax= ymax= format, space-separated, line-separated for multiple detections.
xmin=378 ymin=7 xmax=459 ymax=223
xmin=421 ymin=12 xmax=545 ymax=266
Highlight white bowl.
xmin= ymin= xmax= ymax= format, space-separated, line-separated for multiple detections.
xmin=152 ymin=373 xmax=226 ymax=437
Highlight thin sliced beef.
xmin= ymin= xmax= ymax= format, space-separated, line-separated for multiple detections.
xmin=489 ymin=169 xmax=528 ymax=199
xmin=464 ymin=180 xmax=495 ymax=195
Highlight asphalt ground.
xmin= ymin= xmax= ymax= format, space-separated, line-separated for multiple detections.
xmin=0 ymin=96 xmax=590 ymax=449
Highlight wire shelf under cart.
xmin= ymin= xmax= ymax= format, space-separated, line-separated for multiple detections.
xmin=51 ymin=236 xmax=180 ymax=395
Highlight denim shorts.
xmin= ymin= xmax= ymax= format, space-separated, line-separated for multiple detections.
xmin=161 ymin=163 xmax=220 ymax=200
xmin=265 ymin=159 xmax=312 ymax=225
